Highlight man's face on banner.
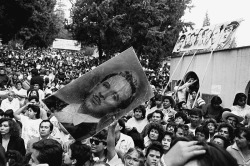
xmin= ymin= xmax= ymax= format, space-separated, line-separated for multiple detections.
xmin=84 ymin=75 xmax=132 ymax=115
xmin=220 ymin=25 xmax=234 ymax=44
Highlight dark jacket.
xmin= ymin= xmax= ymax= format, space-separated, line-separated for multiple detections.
xmin=0 ymin=136 xmax=26 ymax=156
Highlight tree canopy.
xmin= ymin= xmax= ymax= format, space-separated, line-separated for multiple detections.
xmin=70 ymin=0 xmax=193 ymax=70
xmin=0 ymin=0 xmax=62 ymax=49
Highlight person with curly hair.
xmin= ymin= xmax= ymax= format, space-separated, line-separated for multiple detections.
xmin=0 ymin=118 xmax=25 ymax=156
xmin=203 ymin=118 xmax=218 ymax=142
xmin=123 ymin=148 xmax=145 ymax=166
xmin=144 ymin=123 xmax=164 ymax=148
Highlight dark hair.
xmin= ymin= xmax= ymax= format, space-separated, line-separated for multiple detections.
xmin=100 ymin=71 xmax=138 ymax=110
xmin=133 ymin=105 xmax=146 ymax=119
xmin=194 ymin=142 xmax=238 ymax=166
xmin=27 ymin=105 xmax=40 ymax=119
xmin=161 ymin=96 xmax=175 ymax=108
xmin=145 ymin=141 xmax=164 ymax=158
xmin=147 ymin=123 xmax=165 ymax=142
xmin=163 ymin=131 xmax=174 ymax=138
xmin=212 ymin=135 xmax=230 ymax=149
xmin=203 ymin=118 xmax=217 ymax=133
xmin=225 ymin=21 xmax=239 ymax=31
xmin=152 ymin=110 xmax=164 ymax=120
xmin=40 ymin=120 xmax=54 ymax=132
xmin=28 ymin=89 xmax=39 ymax=99
xmin=167 ymin=121 xmax=177 ymax=129
xmin=235 ymin=127 xmax=250 ymax=142
xmin=174 ymin=112 xmax=188 ymax=123
xmin=174 ymin=124 xmax=189 ymax=133
xmin=189 ymin=108 xmax=202 ymax=118
xmin=93 ymin=129 xmax=108 ymax=142
xmin=0 ymin=144 xmax=6 ymax=166
xmin=211 ymin=96 xmax=222 ymax=105
xmin=195 ymin=126 xmax=209 ymax=140
xmin=32 ymin=139 xmax=63 ymax=166
xmin=218 ymin=123 xmax=234 ymax=141
xmin=70 ymin=141 xmax=92 ymax=166
xmin=0 ymin=109 xmax=4 ymax=116
xmin=31 ymin=69 xmax=39 ymax=76
xmin=0 ymin=118 xmax=20 ymax=137
xmin=4 ymin=109 xmax=14 ymax=119
xmin=233 ymin=93 xmax=247 ymax=106
xmin=118 ymin=119 xmax=126 ymax=134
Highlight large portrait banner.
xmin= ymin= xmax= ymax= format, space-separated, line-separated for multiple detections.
xmin=173 ymin=19 xmax=243 ymax=53
xmin=43 ymin=47 xmax=154 ymax=140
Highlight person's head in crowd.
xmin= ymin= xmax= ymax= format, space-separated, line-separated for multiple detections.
xmin=189 ymin=108 xmax=202 ymax=128
xmin=212 ymin=134 xmax=229 ymax=149
xmin=90 ymin=129 xmax=108 ymax=156
xmin=80 ymin=71 xmax=138 ymax=119
xmin=234 ymin=127 xmax=250 ymax=150
xmin=16 ymin=81 xmax=23 ymax=90
xmin=233 ymin=93 xmax=247 ymax=108
xmin=195 ymin=126 xmax=209 ymax=142
xmin=63 ymin=141 xmax=92 ymax=166
xmin=176 ymin=101 xmax=188 ymax=110
xmin=154 ymin=94 xmax=162 ymax=108
xmin=203 ymin=118 xmax=217 ymax=136
xmin=4 ymin=109 xmax=14 ymax=119
xmin=0 ymin=109 xmax=4 ymax=119
xmin=28 ymin=89 xmax=39 ymax=99
xmin=123 ymin=148 xmax=145 ymax=166
xmin=210 ymin=96 xmax=222 ymax=109
xmin=174 ymin=111 xmax=188 ymax=125
xmin=23 ymin=72 xmax=28 ymax=79
xmin=51 ymin=81 xmax=56 ymax=88
xmin=162 ymin=96 xmax=175 ymax=109
xmin=7 ymin=91 xmax=15 ymax=102
xmin=217 ymin=123 xmax=234 ymax=141
xmin=174 ymin=124 xmax=189 ymax=138
xmin=0 ymin=118 xmax=20 ymax=138
xmin=166 ymin=122 xmax=177 ymax=133
xmin=151 ymin=110 xmax=164 ymax=124
xmin=28 ymin=96 xmax=40 ymax=106
xmin=33 ymin=83 xmax=40 ymax=91
xmin=147 ymin=123 xmax=164 ymax=142
xmin=145 ymin=141 xmax=164 ymax=166
xmin=31 ymin=69 xmax=39 ymax=77
xmin=0 ymin=68 xmax=5 ymax=75
xmin=5 ymin=150 xmax=24 ymax=166
xmin=27 ymin=104 xmax=40 ymax=120
xmin=162 ymin=131 xmax=173 ymax=153
xmin=133 ymin=105 xmax=146 ymax=120
xmin=116 ymin=119 xmax=126 ymax=134
xmin=29 ymin=139 xmax=63 ymax=166
xmin=39 ymin=120 xmax=53 ymax=139
xmin=222 ymin=111 xmax=243 ymax=128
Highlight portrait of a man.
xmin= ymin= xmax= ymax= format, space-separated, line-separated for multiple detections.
xmin=217 ymin=21 xmax=240 ymax=50
xmin=173 ymin=34 xmax=186 ymax=52
xmin=43 ymin=47 xmax=153 ymax=140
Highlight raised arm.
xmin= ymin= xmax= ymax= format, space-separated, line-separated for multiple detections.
xmin=107 ymin=118 xmax=117 ymax=161
xmin=14 ymin=103 xmax=29 ymax=121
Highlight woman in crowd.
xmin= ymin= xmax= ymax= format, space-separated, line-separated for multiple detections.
xmin=217 ymin=123 xmax=235 ymax=144
xmin=0 ymin=118 xmax=26 ymax=156
xmin=231 ymin=93 xmax=250 ymax=119
xmin=123 ymin=148 xmax=145 ymax=166
xmin=144 ymin=123 xmax=164 ymax=148
xmin=203 ymin=118 xmax=217 ymax=142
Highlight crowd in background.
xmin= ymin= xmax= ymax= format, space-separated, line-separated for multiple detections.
xmin=0 ymin=46 xmax=249 ymax=166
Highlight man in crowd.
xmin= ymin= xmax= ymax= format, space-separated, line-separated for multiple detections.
xmin=145 ymin=142 xmax=164 ymax=166
xmin=26 ymin=120 xmax=57 ymax=153
xmin=0 ymin=91 xmax=20 ymax=112
xmin=187 ymin=108 xmax=203 ymax=135
xmin=29 ymin=139 xmax=63 ymax=166
xmin=222 ymin=111 xmax=244 ymax=129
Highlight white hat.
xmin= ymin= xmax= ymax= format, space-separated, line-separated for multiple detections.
xmin=222 ymin=111 xmax=244 ymax=123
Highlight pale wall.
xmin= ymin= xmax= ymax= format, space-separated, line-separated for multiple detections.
xmin=170 ymin=46 xmax=250 ymax=108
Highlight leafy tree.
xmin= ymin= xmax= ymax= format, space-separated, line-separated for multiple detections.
xmin=70 ymin=0 xmax=193 ymax=70
xmin=0 ymin=0 xmax=61 ymax=49
xmin=203 ymin=11 xmax=210 ymax=27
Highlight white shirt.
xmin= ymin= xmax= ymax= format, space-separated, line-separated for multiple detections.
xmin=0 ymin=98 xmax=20 ymax=112
xmin=231 ymin=105 xmax=250 ymax=119
xmin=126 ymin=117 xmax=148 ymax=133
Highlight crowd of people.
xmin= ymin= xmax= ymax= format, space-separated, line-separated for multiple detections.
xmin=0 ymin=46 xmax=249 ymax=166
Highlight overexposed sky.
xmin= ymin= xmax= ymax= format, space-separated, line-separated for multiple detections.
xmin=182 ymin=0 xmax=250 ymax=47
